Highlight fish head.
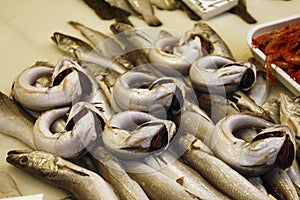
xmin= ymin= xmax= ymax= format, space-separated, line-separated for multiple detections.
xmin=251 ymin=125 xmax=296 ymax=170
xmin=6 ymin=150 xmax=59 ymax=178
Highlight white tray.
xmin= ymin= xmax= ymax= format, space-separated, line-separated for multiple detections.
xmin=247 ymin=14 xmax=300 ymax=96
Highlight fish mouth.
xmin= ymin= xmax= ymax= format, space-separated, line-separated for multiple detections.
xmin=51 ymin=32 xmax=60 ymax=45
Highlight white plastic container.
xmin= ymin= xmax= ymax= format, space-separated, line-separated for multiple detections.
xmin=247 ymin=14 xmax=300 ymax=96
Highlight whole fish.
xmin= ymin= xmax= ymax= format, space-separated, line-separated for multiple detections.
xmin=0 ymin=91 xmax=35 ymax=148
xmin=193 ymin=22 xmax=233 ymax=58
xmin=127 ymin=0 xmax=162 ymax=26
xmin=0 ymin=171 xmax=22 ymax=198
xmin=145 ymin=151 xmax=230 ymax=199
xmin=91 ymin=146 xmax=150 ymax=200
xmin=262 ymin=167 xmax=299 ymax=200
xmin=172 ymin=133 xmax=270 ymax=200
xmin=51 ymin=32 xmax=126 ymax=74
xmin=124 ymin=161 xmax=200 ymax=199
xmin=6 ymin=150 xmax=120 ymax=200
xmin=207 ymin=114 xmax=295 ymax=176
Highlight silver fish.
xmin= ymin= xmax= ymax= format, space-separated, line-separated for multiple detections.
xmin=148 ymin=30 xmax=203 ymax=75
xmin=0 ymin=171 xmax=22 ymax=198
xmin=189 ymin=56 xmax=256 ymax=94
xmin=172 ymin=133 xmax=270 ymax=200
xmin=91 ymin=146 xmax=150 ymax=200
xmin=229 ymin=91 xmax=272 ymax=121
xmin=246 ymin=177 xmax=268 ymax=196
xmin=280 ymin=93 xmax=300 ymax=158
xmin=262 ymin=167 xmax=299 ymax=200
xmin=6 ymin=150 xmax=120 ymax=200
xmin=193 ymin=22 xmax=233 ymax=58
xmin=51 ymin=32 xmax=126 ymax=74
xmin=287 ymin=160 xmax=300 ymax=195
xmin=124 ymin=161 xmax=200 ymax=199
xmin=102 ymin=110 xmax=176 ymax=160
xmin=111 ymin=71 xmax=185 ymax=117
xmin=206 ymin=114 xmax=295 ymax=176
xmin=145 ymin=151 xmax=230 ymax=199
xmin=127 ymin=0 xmax=162 ymax=26
xmin=0 ymin=91 xmax=35 ymax=148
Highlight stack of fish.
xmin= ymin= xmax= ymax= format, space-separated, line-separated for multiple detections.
xmin=1 ymin=20 xmax=300 ymax=200
xmin=83 ymin=0 xmax=257 ymax=25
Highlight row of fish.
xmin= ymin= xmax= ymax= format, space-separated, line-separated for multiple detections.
xmin=1 ymin=20 xmax=300 ymax=200
xmin=83 ymin=0 xmax=257 ymax=26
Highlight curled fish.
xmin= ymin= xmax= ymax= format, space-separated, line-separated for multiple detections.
xmin=189 ymin=55 xmax=256 ymax=94
xmin=0 ymin=91 xmax=35 ymax=148
xmin=148 ymin=30 xmax=203 ymax=75
xmin=102 ymin=110 xmax=176 ymax=160
xmin=172 ymin=133 xmax=270 ymax=200
xmin=111 ymin=71 xmax=185 ymax=118
xmin=206 ymin=114 xmax=296 ymax=176
xmin=6 ymin=150 xmax=119 ymax=200
xmin=33 ymin=102 xmax=105 ymax=159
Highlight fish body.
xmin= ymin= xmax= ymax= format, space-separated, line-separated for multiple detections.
xmin=262 ymin=167 xmax=299 ymax=200
xmin=124 ymin=161 xmax=200 ymax=199
xmin=173 ymin=133 xmax=270 ymax=200
xmin=145 ymin=151 xmax=230 ymax=199
xmin=91 ymin=146 xmax=149 ymax=200
xmin=0 ymin=91 xmax=35 ymax=148
xmin=6 ymin=150 xmax=120 ymax=200
xmin=150 ymin=0 xmax=180 ymax=10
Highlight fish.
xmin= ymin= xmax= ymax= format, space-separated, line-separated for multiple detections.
xmin=246 ymin=176 xmax=268 ymax=196
xmin=178 ymin=1 xmax=201 ymax=21
xmin=0 ymin=91 xmax=35 ymax=148
xmin=228 ymin=91 xmax=272 ymax=121
xmin=279 ymin=93 xmax=300 ymax=158
xmin=124 ymin=161 xmax=200 ymax=199
xmin=127 ymin=0 xmax=162 ymax=26
xmin=6 ymin=150 xmax=120 ymax=200
xmin=193 ymin=22 xmax=233 ymax=58
xmin=150 ymin=0 xmax=180 ymax=10
xmin=91 ymin=146 xmax=150 ymax=200
xmin=229 ymin=0 xmax=257 ymax=24
xmin=104 ymin=0 xmax=137 ymax=15
xmin=189 ymin=56 xmax=256 ymax=94
xmin=33 ymin=102 xmax=105 ymax=159
xmin=148 ymin=30 xmax=203 ymax=75
xmin=197 ymin=92 xmax=240 ymax=123
xmin=83 ymin=0 xmax=116 ymax=20
xmin=262 ymin=167 xmax=299 ymax=200
xmin=101 ymin=110 xmax=176 ymax=160
xmin=172 ymin=133 xmax=270 ymax=200
xmin=287 ymin=160 xmax=300 ymax=195
xmin=51 ymin=32 xmax=127 ymax=74
xmin=111 ymin=71 xmax=185 ymax=117
xmin=262 ymin=98 xmax=281 ymax=124
xmin=0 ymin=171 xmax=22 ymax=198
xmin=206 ymin=114 xmax=295 ymax=176
xmin=144 ymin=151 xmax=230 ymax=199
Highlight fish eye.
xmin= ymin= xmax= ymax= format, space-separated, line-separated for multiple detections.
xmin=19 ymin=156 xmax=28 ymax=167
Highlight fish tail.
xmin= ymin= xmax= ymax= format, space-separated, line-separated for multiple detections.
xmin=143 ymin=14 xmax=162 ymax=27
